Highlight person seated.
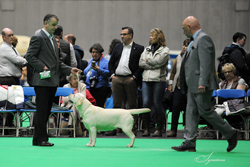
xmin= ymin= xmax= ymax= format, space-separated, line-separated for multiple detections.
xmin=61 ymin=73 xmax=96 ymax=134
xmin=219 ymin=63 xmax=248 ymax=130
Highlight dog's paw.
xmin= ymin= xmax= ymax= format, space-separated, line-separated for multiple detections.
xmin=86 ymin=143 xmax=95 ymax=147
xmin=126 ymin=144 xmax=133 ymax=148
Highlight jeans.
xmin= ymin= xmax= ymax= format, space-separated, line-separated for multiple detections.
xmin=142 ymin=81 xmax=166 ymax=129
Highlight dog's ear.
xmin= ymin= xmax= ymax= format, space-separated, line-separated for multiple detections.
xmin=76 ymin=97 xmax=84 ymax=106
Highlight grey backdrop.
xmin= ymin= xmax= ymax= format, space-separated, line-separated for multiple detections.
xmin=0 ymin=0 xmax=249 ymax=61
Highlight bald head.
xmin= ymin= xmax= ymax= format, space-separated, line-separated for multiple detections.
xmin=2 ymin=28 xmax=14 ymax=45
xmin=182 ymin=16 xmax=201 ymax=38
xmin=64 ymin=33 xmax=76 ymax=45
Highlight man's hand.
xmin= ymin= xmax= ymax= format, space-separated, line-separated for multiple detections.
xmin=198 ymin=85 xmax=206 ymax=93
xmin=111 ymin=75 xmax=116 ymax=79
xmin=71 ymin=68 xmax=82 ymax=75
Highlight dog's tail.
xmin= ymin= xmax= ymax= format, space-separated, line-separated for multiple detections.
xmin=128 ymin=108 xmax=151 ymax=115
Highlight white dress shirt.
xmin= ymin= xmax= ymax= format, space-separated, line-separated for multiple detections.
xmin=69 ymin=43 xmax=77 ymax=67
xmin=115 ymin=41 xmax=133 ymax=76
xmin=42 ymin=28 xmax=56 ymax=52
xmin=0 ymin=41 xmax=27 ymax=78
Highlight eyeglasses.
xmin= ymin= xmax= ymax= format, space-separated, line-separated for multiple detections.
xmin=91 ymin=51 xmax=99 ymax=54
xmin=7 ymin=34 xmax=14 ymax=37
xmin=120 ymin=33 xmax=128 ymax=36
xmin=224 ymin=71 xmax=233 ymax=74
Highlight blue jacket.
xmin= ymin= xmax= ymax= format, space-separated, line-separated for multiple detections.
xmin=84 ymin=56 xmax=111 ymax=89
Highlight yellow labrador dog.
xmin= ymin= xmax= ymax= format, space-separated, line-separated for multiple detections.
xmin=69 ymin=93 xmax=150 ymax=147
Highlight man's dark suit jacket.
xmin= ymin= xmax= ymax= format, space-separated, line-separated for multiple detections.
xmin=108 ymin=42 xmax=144 ymax=86
xmin=26 ymin=30 xmax=71 ymax=86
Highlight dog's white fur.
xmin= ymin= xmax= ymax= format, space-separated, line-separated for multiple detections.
xmin=69 ymin=93 xmax=150 ymax=147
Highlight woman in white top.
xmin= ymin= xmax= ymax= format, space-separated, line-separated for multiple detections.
xmin=139 ymin=28 xmax=170 ymax=137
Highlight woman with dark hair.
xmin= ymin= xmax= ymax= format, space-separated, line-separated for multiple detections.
xmin=105 ymin=39 xmax=121 ymax=61
xmin=139 ymin=28 xmax=170 ymax=137
xmin=84 ymin=43 xmax=111 ymax=107
xmin=167 ymin=38 xmax=190 ymax=137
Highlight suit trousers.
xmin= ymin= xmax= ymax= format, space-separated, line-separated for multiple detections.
xmin=33 ymin=86 xmax=57 ymax=144
xmin=111 ymin=76 xmax=137 ymax=109
xmin=184 ymin=90 xmax=236 ymax=147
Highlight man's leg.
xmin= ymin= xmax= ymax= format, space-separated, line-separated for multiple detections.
xmin=124 ymin=76 xmax=138 ymax=132
xmin=33 ymin=87 xmax=57 ymax=144
xmin=183 ymin=91 xmax=200 ymax=147
xmin=171 ymin=91 xmax=198 ymax=152
xmin=112 ymin=76 xmax=125 ymax=108
xmin=124 ymin=77 xmax=137 ymax=109
xmin=195 ymin=90 xmax=235 ymax=139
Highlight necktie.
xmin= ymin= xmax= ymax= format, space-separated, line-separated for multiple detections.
xmin=12 ymin=47 xmax=18 ymax=55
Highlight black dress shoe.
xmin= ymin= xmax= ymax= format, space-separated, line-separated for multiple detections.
xmin=38 ymin=141 xmax=54 ymax=147
xmin=33 ymin=143 xmax=38 ymax=146
xmin=227 ymin=129 xmax=239 ymax=152
xmin=171 ymin=143 xmax=196 ymax=152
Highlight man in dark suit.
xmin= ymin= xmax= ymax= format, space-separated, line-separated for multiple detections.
xmin=107 ymin=27 xmax=144 ymax=135
xmin=172 ymin=16 xmax=238 ymax=152
xmin=26 ymin=14 xmax=81 ymax=147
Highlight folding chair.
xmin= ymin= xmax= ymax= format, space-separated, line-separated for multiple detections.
xmin=48 ymin=87 xmax=75 ymax=137
xmin=19 ymin=87 xmax=36 ymax=135
xmin=0 ymin=85 xmax=20 ymax=137
xmin=217 ymin=89 xmax=249 ymax=140
xmin=0 ymin=109 xmax=19 ymax=136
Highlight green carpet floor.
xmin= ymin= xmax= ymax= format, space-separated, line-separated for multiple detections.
xmin=1 ymin=137 xmax=249 ymax=167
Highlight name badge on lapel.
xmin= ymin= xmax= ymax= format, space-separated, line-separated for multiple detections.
xmin=40 ymin=70 xmax=51 ymax=79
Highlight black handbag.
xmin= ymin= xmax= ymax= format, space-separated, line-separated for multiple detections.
xmin=164 ymin=90 xmax=173 ymax=102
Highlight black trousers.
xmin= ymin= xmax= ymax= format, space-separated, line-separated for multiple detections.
xmin=33 ymin=86 xmax=57 ymax=144
xmin=90 ymin=87 xmax=111 ymax=108
xmin=170 ymin=88 xmax=187 ymax=132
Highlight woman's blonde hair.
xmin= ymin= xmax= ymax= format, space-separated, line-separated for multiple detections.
xmin=222 ymin=63 xmax=236 ymax=74
xmin=150 ymin=28 xmax=166 ymax=47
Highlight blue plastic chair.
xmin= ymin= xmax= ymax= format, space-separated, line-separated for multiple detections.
xmin=19 ymin=87 xmax=37 ymax=133
xmin=0 ymin=86 xmax=20 ymax=136
xmin=217 ymin=89 xmax=246 ymax=99
xmin=217 ymin=89 xmax=248 ymax=140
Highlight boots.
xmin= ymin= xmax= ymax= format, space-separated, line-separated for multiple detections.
xmin=142 ymin=113 xmax=150 ymax=137
xmin=142 ymin=129 xmax=150 ymax=137
xmin=152 ymin=130 xmax=162 ymax=137
xmin=152 ymin=116 xmax=164 ymax=137
xmin=167 ymin=131 xmax=177 ymax=137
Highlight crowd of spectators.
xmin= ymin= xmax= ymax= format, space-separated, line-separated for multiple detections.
xmin=0 ymin=16 xmax=249 ymax=142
